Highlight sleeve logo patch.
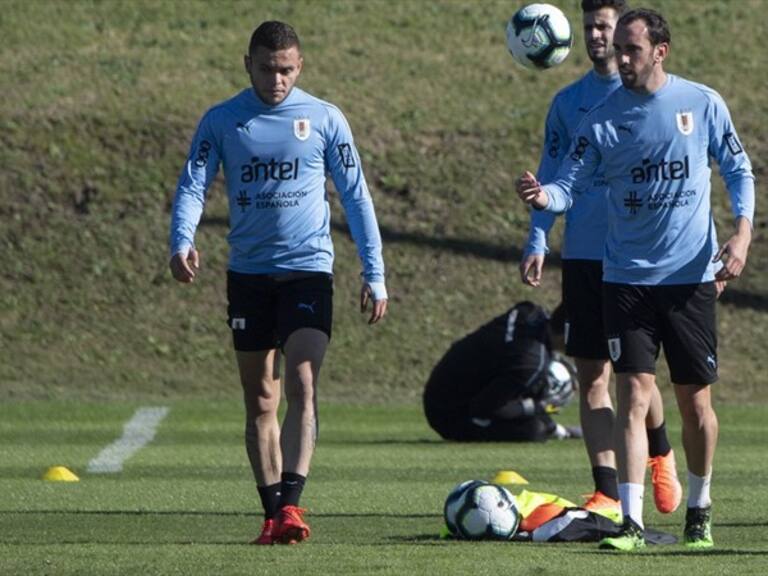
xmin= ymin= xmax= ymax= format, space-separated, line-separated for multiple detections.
xmin=194 ymin=140 xmax=211 ymax=167
xmin=724 ymin=132 xmax=743 ymax=156
xmin=547 ymin=131 xmax=560 ymax=159
xmin=337 ymin=143 xmax=356 ymax=168
xmin=570 ymin=136 xmax=590 ymax=162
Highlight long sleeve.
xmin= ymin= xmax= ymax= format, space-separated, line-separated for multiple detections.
xmin=324 ymin=105 xmax=385 ymax=283
xmin=705 ymin=90 xmax=755 ymax=224
xmin=525 ymin=99 xmax=568 ymax=255
xmin=169 ymin=113 xmax=221 ymax=256
xmin=542 ymin=131 xmax=601 ymax=214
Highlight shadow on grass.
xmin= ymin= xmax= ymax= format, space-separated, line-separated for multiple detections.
xmin=384 ymin=534 xmax=448 ymax=544
xmin=0 ymin=465 xmax=455 ymax=481
xmin=199 ymin=216 xmax=557 ymax=266
xmin=322 ymin=438 xmax=442 ymax=445
xmin=334 ymin=221 xmax=560 ymax=267
xmin=578 ymin=548 xmax=768 ymax=557
xmin=0 ymin=510 xmax=440 ymax=519
xmin=202 ymin=216 xmax=768 ymax=312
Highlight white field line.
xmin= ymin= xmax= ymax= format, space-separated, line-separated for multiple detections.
xmin=86 ymin=406 xmax=170 ymax=474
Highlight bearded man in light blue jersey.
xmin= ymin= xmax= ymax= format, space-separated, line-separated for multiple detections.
xmin=520 ymin=0 xmax=680 ymax=521
xmin=517 ymin=8 xmax=754 ymax=551
xmin=169 ymin=21 xmax=388 ymax=545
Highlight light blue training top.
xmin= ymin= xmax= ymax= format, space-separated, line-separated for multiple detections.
xmin=525 ymin=70 xmax=622 ymax=260
xmin=169 ymin=87 xmax=385 ymax=284
xmin=541 ymin=74 xmax=755 ymax=285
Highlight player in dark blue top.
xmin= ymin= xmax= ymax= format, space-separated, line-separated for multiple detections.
xmin=517 ymin=9 xmax=754 ymax=551
xmin=169 ymin=21 xmax=388 ymax=546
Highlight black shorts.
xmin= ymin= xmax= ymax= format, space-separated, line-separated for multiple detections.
xmin=562 ymin=259 xmax=609 ymax=360
xmin=226 ymin=271 xmax=333 ymax=351
xmin=602 ymin=282 xmax=718 ymax=385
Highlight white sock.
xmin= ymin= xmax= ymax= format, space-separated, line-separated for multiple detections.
xmin=618 ymin=482 xmax=645 ymax=529
xmin=687 ymin=470 xmax=712 ymax=509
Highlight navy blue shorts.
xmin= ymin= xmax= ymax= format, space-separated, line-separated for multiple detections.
xmin=226 ymin=271 xmax=333 ymax=351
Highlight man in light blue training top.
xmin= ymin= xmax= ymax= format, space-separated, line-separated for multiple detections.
xmin=169 ymin=21 xmax=388 ymax=546
xmin=520 ymin=0 xmax=681 ymax=520
xmin=517 ymin=8 xmax=754 ymax=551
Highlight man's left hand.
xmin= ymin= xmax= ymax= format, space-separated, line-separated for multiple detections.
xmin=713 ymin=217 xmax=752 ymax=281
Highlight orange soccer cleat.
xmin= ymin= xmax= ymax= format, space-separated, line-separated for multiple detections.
xmin=274 ymin=505 xmax=311 ymax=544
xmin=584 ymin=491 xmax=623 ymax=524
xmin=648 ymin=450 xmax=682 ymax=514
xmin=251 ymin=518 xmax=276 ymax=545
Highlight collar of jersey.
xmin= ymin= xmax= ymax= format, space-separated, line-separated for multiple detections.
xmin=245 ymin=86 xmax=301 ymax=111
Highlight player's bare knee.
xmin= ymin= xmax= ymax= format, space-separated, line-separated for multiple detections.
xmin=245 ymin=385 xmax=281 ymax=419
xmin=680 ymin=401 xmax=716 ymax=430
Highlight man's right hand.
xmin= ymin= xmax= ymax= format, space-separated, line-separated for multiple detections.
xmin=519 ymin=253 xmax=545 ymax=287
xmin=516 ymin=170 xmax=549 ymax=209
xmin=169 ymin=247 xmax=200 ymax=283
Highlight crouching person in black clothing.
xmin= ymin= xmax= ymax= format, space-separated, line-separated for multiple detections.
xmin=423 ymin=302 xmax=580 ymax=442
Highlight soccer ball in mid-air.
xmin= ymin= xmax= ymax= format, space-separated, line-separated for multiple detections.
xmin=506 ymin=3 xmax=573 ymax=69
xmin=444 ymin=481 xmax=521 ymax=540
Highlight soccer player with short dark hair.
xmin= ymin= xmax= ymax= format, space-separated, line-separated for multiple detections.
xmin=517 ymin=8 xmax=755 ymax=551
xmin=520 ymin=0 xmax=680 ymax=520
xmin=169 ymin=20 xmax=388 ymax=545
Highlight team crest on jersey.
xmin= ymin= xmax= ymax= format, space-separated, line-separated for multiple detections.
xmin=676 ymin=111 xmax=694 ymax=136
xmin=608 ymin=337 xmax=621 ymax=362
xmin=294 ymin=118 xmax=311 ymax=141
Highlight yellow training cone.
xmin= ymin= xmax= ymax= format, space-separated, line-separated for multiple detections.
xmin=492 ymin=470 xmax=529 ymax=485
xmin=42 ymin=466 xmax=80 ymax=482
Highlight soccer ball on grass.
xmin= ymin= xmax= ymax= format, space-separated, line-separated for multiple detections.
xmin=443 ymin=480 xmax=521 ymax=540
xmin=506 ymin=3 xmax=573 ymax=69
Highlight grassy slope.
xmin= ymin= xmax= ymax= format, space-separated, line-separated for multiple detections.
xmin=1 ymin=0 xmax=766 ymax=402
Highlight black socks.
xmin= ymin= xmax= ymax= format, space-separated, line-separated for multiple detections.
xmin=647 ymin=422 xmax=672 ymax=458
xmin=257 ymin=473 xmax=308 ymax=518
xmin=257 ymin=482 xmax=281 ymax=519
xmin=279 ymin=472 xmax=307 ymax=508
xmin=593 ymin=466 xmax=620 ymax=500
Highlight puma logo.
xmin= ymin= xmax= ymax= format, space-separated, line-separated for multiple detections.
xmin=297 ymin=302 xmax=316 ymax=314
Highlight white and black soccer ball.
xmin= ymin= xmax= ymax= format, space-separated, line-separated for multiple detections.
xmin=545 ymin=358 xmax=575 ymax=408
xmin=444 ymin=480 xmax=488 ymax=536
xmin=506 ymin=3 xmax=573 ymax=70
xmin=446 ymin=482 xmax=521 ymax=540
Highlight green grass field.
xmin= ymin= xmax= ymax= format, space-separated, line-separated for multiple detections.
xmin=1 ymin=402 xmax=767 ymax=575
xmin=2 ymin=0 xmax=767 ymax=573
